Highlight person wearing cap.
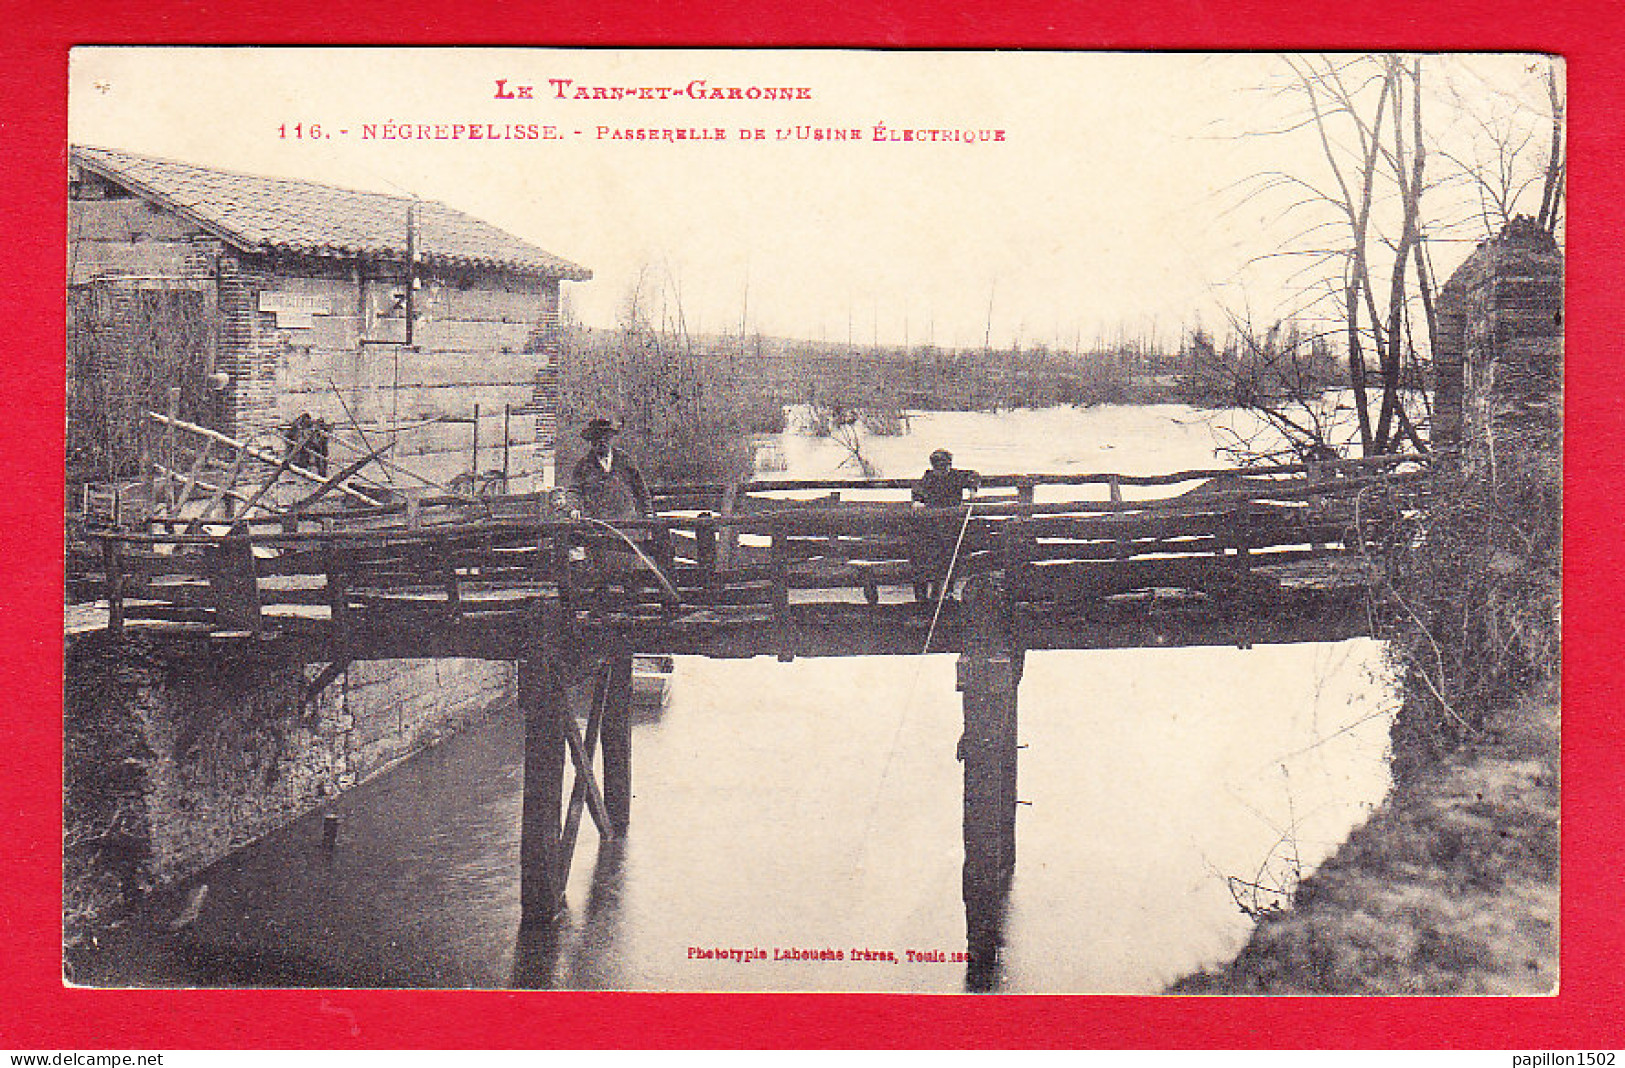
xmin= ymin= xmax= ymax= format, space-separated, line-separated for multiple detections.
xmin=910 ymin=448 xmax=981 ymax=603
xmin=569 ymin=418 xmax=651 ymax=521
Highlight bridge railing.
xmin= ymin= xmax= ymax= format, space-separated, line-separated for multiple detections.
xmin=74 ymin=455 xmax=1427 ymax=637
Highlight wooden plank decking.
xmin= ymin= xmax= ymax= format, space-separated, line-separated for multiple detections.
xmin=66 ymin=455 xmax=1423 ymax=662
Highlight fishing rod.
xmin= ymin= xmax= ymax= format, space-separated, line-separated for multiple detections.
xmin=921 ymin=489 xmax=980 ymax=655
xmin=576 ymin=515 xmax=682 ymax=602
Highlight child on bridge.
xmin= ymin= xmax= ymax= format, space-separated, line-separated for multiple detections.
xmin=911 ymin=448 xmax=981 ymax=604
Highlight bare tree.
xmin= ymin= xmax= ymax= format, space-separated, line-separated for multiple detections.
xmin=1225 ymin=54 xmax=1563 ymax=458
xmin=1181 ymin=316 xmax=1348 ymax=465
xmin=1433 ymin=57 xmax=1565 ymax=237
xmin=558 ymin=263 xmax=751 ymax=485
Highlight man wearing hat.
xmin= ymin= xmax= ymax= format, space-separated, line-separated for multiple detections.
xmin=910 ymin=448 xmax=981 ymax=603
xmin=569 ymin=418 xmax=652 ymax=521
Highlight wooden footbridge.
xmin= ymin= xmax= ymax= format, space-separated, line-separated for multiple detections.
xmin=68 ymin=454 xmax=1424 ymax=977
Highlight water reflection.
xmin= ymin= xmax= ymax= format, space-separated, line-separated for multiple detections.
xmin=90 ymin=637 xmax=1393 ymax=992
xmin=513 ymin=839 xmax=628 ymax=990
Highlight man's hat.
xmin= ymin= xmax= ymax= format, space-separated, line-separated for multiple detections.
xmin=930 ymin=448 xmax=953 ymax=464
xmin=582 ymin=418 xmax=620 ymax=442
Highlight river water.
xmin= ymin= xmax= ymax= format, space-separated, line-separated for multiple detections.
xmin=111 ymin=403 xmax=1397 ymax=993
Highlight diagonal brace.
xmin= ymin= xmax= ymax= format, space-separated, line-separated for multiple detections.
xmin=556 ymin=665 xmax=610 ymax=889
xmin=562 ymin=678 xmax=614 ymax=840
xmin=297 ymin=658 xmax=351 ymax=719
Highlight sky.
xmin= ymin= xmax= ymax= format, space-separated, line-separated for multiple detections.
xmin=67 ymin=48 xmax=1556 ymax=351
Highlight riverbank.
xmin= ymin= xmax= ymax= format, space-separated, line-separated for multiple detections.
xmin=1170 ymin=681 xmax=1558 ymax=994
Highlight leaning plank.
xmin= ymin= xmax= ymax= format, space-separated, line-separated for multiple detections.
xmin=167 ymin=445 xmax=211 ymax=518
xmin=288 ymin=440 xmax=400 ymax=514
xmin=146 ymin=411 xmax=383 ymax=507
xmin=296 ymin=659 xmax=350 ymax=717
xmin=185 ymin=447 xmax=250 ymax=532
xmin=153 ymin=464 xmax=285 ymax=518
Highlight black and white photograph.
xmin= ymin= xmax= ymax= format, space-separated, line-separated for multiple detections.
xmin=62 ymin=48 xmax=1562 ymax=995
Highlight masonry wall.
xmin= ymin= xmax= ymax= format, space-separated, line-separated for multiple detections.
xmin=68 ymin=176 xmax=227 ymax=479
xmin=247 ymin=253 xmax=562 ymax=492
xmin=1432 ymin=217 xmax=1564 ymax=462
xmin=68 ymin=181 xmax=218 ymax=285
xmin=65 ymin=632 xmax=515 ymax=894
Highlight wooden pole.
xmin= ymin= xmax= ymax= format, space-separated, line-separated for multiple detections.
xmin=770 ymin=520 xmax=789 ymax=624
xmin=405 ymin=201 xmax=418 ymax=347
xmin=163 ymin=388 xmax=181 ymax=512
xmin=1229 ymin=502 xmax=1256 ymax=651
xmin=325 ymin=544 xmax=350 ymax=649
xmin=102 ymin=538 xmax=124 ymax=634
xmin=717 ymin=483 xmax=740 ymax=570
xmin=519 ymin=622 xmax=568 ymax=926
xmin=601 ymin=652 xmax=634 ymax=834
xmin=956 ymin=575 xmax=1020 ymax=983
xmin=472 ymin=402 xmax=481 ymax=489
xmin=1000 ymin=649 xmax=1023 ymax=892
xmin=503 ymin=403 xmax=512 ymax=491
xmin=696 ymin=522 xmax=719 ymax=598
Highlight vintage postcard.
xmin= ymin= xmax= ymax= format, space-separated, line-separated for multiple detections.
xmin=62 ymin=47 xmax=1561 ymax=999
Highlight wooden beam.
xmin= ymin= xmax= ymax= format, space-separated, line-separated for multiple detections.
xmin=559 ymin=662 xmax=610 ymax=887
xmin=956 ymin=575 xmax=1019 ymax=985
xmin=519 ymin=634 xmax=568 ymax=926
xmin=288 ymin=440 xmax=400 ymax=514
xmin=296 ymin=658 xmax=350 ymax=718
xmin=206 ymin=534 xmax=261 ymax=632
xmin=601 ymin=653 xmax=633 ymax=834
xmin=186 ymin=447 xmax=249 ymax=532
xmin=561 ymin=704 xmax=613 ymax=839
xmin=102 ymin=538 xmax=124 ymax=633
xmin=145 ymin=411 xmax=383 ymax=506
xmin=168 ymin=443 xmax=211 ymax=518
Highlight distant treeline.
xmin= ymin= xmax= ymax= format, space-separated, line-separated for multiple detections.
xmin=560 ymin=324 xmax=1354 ymax=478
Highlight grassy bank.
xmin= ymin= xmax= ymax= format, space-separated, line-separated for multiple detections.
xmin=1172 ymin=428 xmax=1561 ymax=995
xmin=1171 ymin=682 xmax=1558 ymax=994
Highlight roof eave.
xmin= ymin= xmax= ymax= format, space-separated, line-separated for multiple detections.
xmin=70 ymin=147 xmax=261 ymax=258
xmin=71 ymin=146 xmax=594 ymax=283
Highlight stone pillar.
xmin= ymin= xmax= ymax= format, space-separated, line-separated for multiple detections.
xmin=1431 ymin=216 xmax=1563 ymax=464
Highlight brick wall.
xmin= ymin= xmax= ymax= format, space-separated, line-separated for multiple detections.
xmin=216 ymin=251 xmax=285 ymax=443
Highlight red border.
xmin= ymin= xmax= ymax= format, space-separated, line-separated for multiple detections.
xmin=6 ymin=1 xmax=1622 ymax=1050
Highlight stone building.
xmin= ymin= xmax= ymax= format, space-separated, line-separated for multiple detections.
xmin=68 ymin=144 xmax=590 ymax=492
xmin=64 ymin=147 xmax=595 ymax=913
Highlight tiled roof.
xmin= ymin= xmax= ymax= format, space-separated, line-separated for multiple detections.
xmin=70 ymin=145 xmax=591 ymax=281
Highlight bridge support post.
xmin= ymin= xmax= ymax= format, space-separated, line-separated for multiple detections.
xmin=601 ymin=652 xmax=634 ymax=834
xmin=956 ymin=576 xmax=1021 ymax=985
xmin=519 ymin=605 xmax=569 ymax=927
